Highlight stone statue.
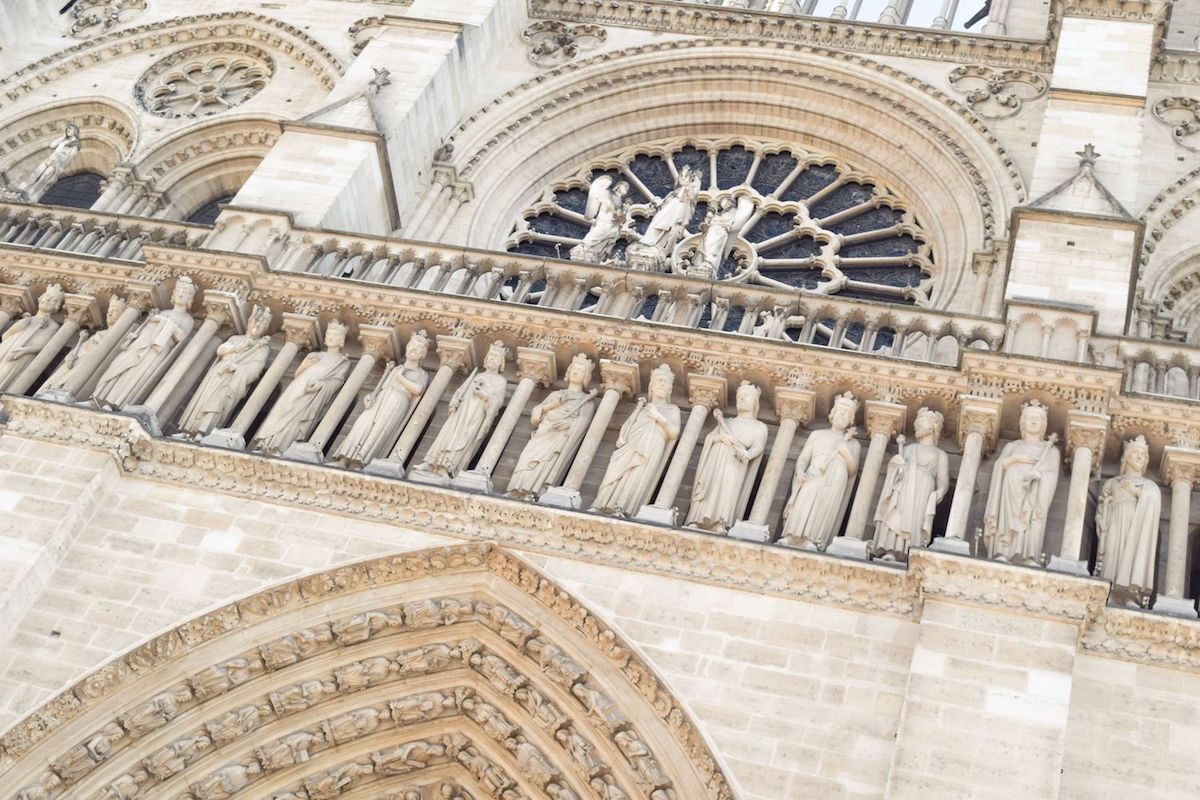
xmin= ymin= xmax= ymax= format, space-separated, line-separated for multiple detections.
xmin=872 ymin=407 xmax=950 ymax=561
xmin=334 ymin=329 xmax=431 ymax=466
xmin=570 ymin=175 xmax=630 ymax=264
xmin=983 ymin=399 xmax=1060 ymax=564
xmin=19 ymin=122 xmax=81 ymax=201
xmin=688 ymin=194 xmax=754 ymax=277
xmin=590 ymin=775 xmax=631 ymax=800
xmin=177 ymin=305 xmax=273 ymax=436
xmin=626 ymin=165 xmax=702 ymax=270
xmin=591 ymin=364 xmax=681 ymax=517
xmin=93 ymin=278 xmax=198 ymax=409
xmin=414 ymin=339 xmax=508 ymax=479
xmin=251 ymin=320 xmax=351 ymax=454
xmin=1095 ymin=436 xmax=1161 ymax=604
xmin=508 ymin=736 xmax=559 ymax=785
xmin=39 ymin=296 xmax=127 ymax=396
xmin=506 ymin=352 xmax=597 ymax=500
xmin=780 ymin=392 xmax=862 ymax=551
xmin=0 ymin=284 xmax=63 ymax=391
xmin=685 ymin=380 xmax=768 ymax=533
xmin=50 ymin=722 xmax=124 ymax=782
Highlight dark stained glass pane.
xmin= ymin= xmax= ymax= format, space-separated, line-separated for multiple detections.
xmin=39 ymin=172 xmax=103 ymax=210
xmin=752 ymin=152 xmax=798 ymax=196
xmin=826 ymin=206 xmax=904 ymax=235
xmin=554 ymin=187 xmax=588 ymax=214
xmin=672 ymin=145 xmax=710 ymax=187
xmin=716 ymin=146 xmax=754 ymax=189
xmin=628 ymin=154 xmax=675 ymax=198
xmin=526 ymin=212 xmax=589 ymax=239
xmin=744 ymin=212 xmax=793 ymax=244
xmin=840 ymin=235 xmax=922 ymax=259
xmin=780 ymin=164 xmax=838 ymax=202
xmin=184 ymin=194 xmax=236 ymax=226
xmin=810 ymin=182 xmax=875 ymax=219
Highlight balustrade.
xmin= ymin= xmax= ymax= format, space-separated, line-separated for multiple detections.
xmin=664 ymin=0 xmax=1002 ymax=33
xmin=0 ymin=202 xmax=207 ymax=262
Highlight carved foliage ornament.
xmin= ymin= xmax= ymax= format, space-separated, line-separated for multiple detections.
xmin=134 ymin=43 xmax=274 ymax=120
xmin=521 ymin=20 xmax=607 ymax=68
xmin=1153 ymin=97 xmax=1200 ymax=152
xmin=68 ymin=0 xmax=146 ymax=39
xmin=948 ymin=66 xmax=1048 ymax=120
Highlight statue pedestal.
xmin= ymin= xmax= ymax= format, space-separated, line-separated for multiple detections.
xmin=625 ymin=243 xmax=665 ymax=273
xmin=727 ymin=521 xmax=770 ymax=543
xmin=122 ymin=405 xmax=162 ymax=437
xmin=634 ymin=503 xmax=676 ymax=527
xmin=1046 ymin=555 xmax=1090 ymax=577
xmin=364 ymin=457 xmax=406 ymax=480
xmin=1153 ymin=594 xmax=1199 ymax=619
xmin=539 ymin=486 xmax=582 ymax=510
xmin=407 ymin=464 xmax=450 ymax=487
xmin=200 ymin=427 xmax=246 ymax=451
xmin=282 ymin=441 xmax=325 ymax=464
xmin=450 ymin=469 xmax=493 ymax=494
xmin=36 ymin=388 xmax=75 ymax=404
xmin=928 ymin=536 xmax=971 ymax=556
xmin=826 ymin=536 xmax=870 ymax=560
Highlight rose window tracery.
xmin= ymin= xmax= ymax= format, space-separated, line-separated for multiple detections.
xmin=506 ymin=137 xmax=935 ymax=304
xmin=135 ymin=45 xmax=274 ymax=119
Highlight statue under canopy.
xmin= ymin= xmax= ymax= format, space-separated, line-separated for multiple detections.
xmin=871 ymin=407 xmax=950 ymax=561
xmin=590 ymin=364 xmax=681 ymax=517
xmin=0 ymin=284 xmax=64 ymax=392
xmin=334 ymin=330 xmax=431 ymax=466
xmin=780 ymin=392 xmax=862 ymax=551
xmin=251 ymin=320 xmax=351 ymax=454
xmin=414 ymin=340 xmax=508 ymax=479
xmin=1095 ymin=435 xmax=1161 ymax=605
xmin=506 ymin=352 xmax=597 ymax=500
xmin=569 ymin=175 xmax=630 ymax=264
xmin=177 ymin=305 xmax=274 ymax=437
xmin=93 ymin=278 xmax=197 ymax=409
xmin=18 ymin=122 xmax=81 ymax=201
xmin=983 ymin=399 xmax=1060 ymax=564
xmin=685 ymin=380 xmax=768 ymax=533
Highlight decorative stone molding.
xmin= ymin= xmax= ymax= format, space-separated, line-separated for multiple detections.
xmin=948 ymin=65 xmax=1048 ymax=119
xmin=521 ymin=20 xmax=607 ymax=67
xmin=774 ymin=385 xmax=815 ymax=424
xmin=1152 ymin=96 xmax=1200 ymax=152
xmin=1065 ymin=410 xmax=1110 ymax=462
xmin=67 ymin=0 xmax=145 ymax=38
xmin=864 ymin=399 xmax=907 ymax=439
xmin=1160 ymin=445 xmax=1200 ymax=486
xmin=957 ymin=394 xmax=1002 ymax=454
xmin=134 ymin=43 xmax=275 ymax=120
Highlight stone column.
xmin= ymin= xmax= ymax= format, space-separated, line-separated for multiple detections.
xmin=729 ymin=386 xmax=816 ymax=542
xmin=1154 ymin=448 xmax=1200 ymax=618
xmin=201 ymin=313 xmax=320 ymax=450
xmin=6 ymin=293 xmax=99 ymax=397
xmin=828 ymin=401 xmax=907 ymax=559
xmin=541 ymin=359 xmax=640 ymax=510
xmin=365 ymin=334 xmax=474 ymax=479
xmin=285 ymin=324 xmax=398 ymax=463
xmin=426 ymin=184 xmax=473 ymax=243
xmin=0 ymin=285 xmax=33 ymax=332
xmin=932 ymin=396 xmax=1001 ymax=555
xmin=635 ymin=373 xmax=727 ymax=526
xmin=1049 ymin=411 xmax=1108 ymax=576
xmin=453 ymin=347 xmax=557 ymax=494
xmin=52 ymin=284 xmax=159 ymax=402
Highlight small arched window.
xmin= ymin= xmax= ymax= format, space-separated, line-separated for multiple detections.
xmin=39 ymin=171 xmax=104 ymax=209
xmin=184 ymin=194 xmax=236 ymax=226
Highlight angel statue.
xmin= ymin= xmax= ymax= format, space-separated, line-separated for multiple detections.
xmin=687 ymin=194 xmax=755 ymax=279
xmin=569 ymin=176 xmax=630 ymax=264
xmin=626 ymin=165 xmax=702 ymax=270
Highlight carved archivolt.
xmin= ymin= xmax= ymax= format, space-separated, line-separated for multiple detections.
xmin=0 ymin=544 xmax=733 ymax=800
xmin=134 ymin=44 xmax=275 ymax=120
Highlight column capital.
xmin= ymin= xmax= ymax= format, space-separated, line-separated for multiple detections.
xmin=687 ymin=373 xmax=727 ymax=410
xmin=435 ymin=335 xmax=475 ymax=373
xmin=63 ymin=294 xmax=102 ymax=328
xmin=280 ymin=312 xmax=321 ymax=349
xmin=0 ymin=285 xmax=34 ymax=318
xmin=599 ymin=359 xmax=640 ymax=398
xmin=357 ymin=324 xmax=399 ymax=361
xmin=1161 ymin=446 xmax=1200 ymax=487
xmin=957 ymin=395 xmax=1002 ymax=454
xmin=123 ymin=281 xmax=165 ymax=313
xmin=775 ymin=386 xmax=815 ymax=425
xmin=202 ymin=291 xmax=247 ymax=335
xmin=1065 ymin=410 xmax=1109 ymax=460
xmin=515 ymin=347 xmax=556 ymax=387
xmin=865 ymin=400 xmax=907 ymax=439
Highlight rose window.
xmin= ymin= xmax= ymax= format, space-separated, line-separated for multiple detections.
xmin=506 ymin=138 xmax=935 ymax=304
xmin=135 ymin=45 xmax=273 ymax=119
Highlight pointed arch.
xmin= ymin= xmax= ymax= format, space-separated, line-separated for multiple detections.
xmin=0 ymin=544 xmax=735 ymax=800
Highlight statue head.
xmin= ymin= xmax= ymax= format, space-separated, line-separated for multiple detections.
xmin=1019 ymin=399 xmax=1049 ymax=438
xmin=829 ymin=392 xmax=859 ymax=429
xmin=735 ymin=380 xmax=760 ymax=416
xmin=483 ymin=339 xmax=508 ymax=372
xmin=648 ymin=364 xmax=674 ymax=402
xmin=246 ymin=305 xmax=272 ymax=338
xmin=1120 ymin=435 xmax=1150 ymax=477
xmin=63 ymin=122 xmax=80 ymax=142
xmin=914 ymin=407 xmax=944 ymax=441
xmin=613 ymin=181 xmax=630 ymax=199
xmin=37 ymin=284 xmax=64 ymax=314
xmin=565 ymin=352 xmax=594 ymax=387
xmin=405 ymin=329 xmax=430 ymax=363
xmin=170 ymin=277 xmax=197 ymax=309
xmin=324 ymin=319 xmax=348 ymax=350
xmin=105 ymin=296 xmax=127 ymax=326
xmin=716 ymin=195 xmax=735 ymax=211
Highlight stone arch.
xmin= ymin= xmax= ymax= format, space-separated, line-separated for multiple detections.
xmin=444 ymin=39 xmax=1025 ymax=312
xmin=0 ymin=98 xmax=138 ymax=189
xmin=0 ymin=543 xmax=735 ymax=800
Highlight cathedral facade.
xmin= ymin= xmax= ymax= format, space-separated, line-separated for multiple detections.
xmin=0 ymin=0 xmax=1199 ymax=797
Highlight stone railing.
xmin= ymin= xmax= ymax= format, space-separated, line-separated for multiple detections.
xmin=669 ymin=0 xmax=993 ymax=33
xmin=0 ymin=202 xmax=208 ymax=263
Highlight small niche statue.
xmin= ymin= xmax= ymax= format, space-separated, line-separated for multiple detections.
xmin=93 ymin=278 xmax=197 ymax=409
xmin=334 ymin=330 xmax=432 ymax=466
xmin=590 ymin=364 xmax=681 ymax=517
xmin=983 ymin=399 xmax=1060 ymax=564
xmin=18 ymin=122 xmax=81 ymax=202
xmin=251 ymin=320 xmax=351 ymax=454
xmin=0 ymin=284 xmax=64 ymax=392
xmin=177 ymin=306 xmax=274 ymax=437
xmin=871 ymin=407 xmax=950 ymax=561
xmin=685 ymin=380 xmax=768 ymax=533
xmin=506 ymin=352 xmax=597 ymax=500
xmin=780 ymin=392 xmax=862 ymax=551
xmin=1095 ymin=435 xmax=1160 ymax=605
xmin=569 ymin=175 xmax=630 ymax=264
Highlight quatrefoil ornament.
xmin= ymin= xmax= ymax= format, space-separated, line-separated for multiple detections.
xmin=1153 ymin=97 xmax=1200 ymax=152
xmin=521 ymin=21 xmax=607 ymax=68
xmin=948 ymin=66 xmax=1048 ymax=119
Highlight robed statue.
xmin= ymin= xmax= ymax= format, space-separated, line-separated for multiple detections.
xmin=1095 ymin=436 xmax=1161 ymax=605
xmin=414 ymin=340 xmax=508 ymax=479
xmin=177 ymin=306 xmax=274 ymax=437
xmin=687 ymin=194 xmax=754 ymax=277
xmin=19 ymin=123 xmax=81 ymax=201
xmin=0 ymin=284 xmax=64 ymax=392
xmin=40 ymin=296 xmax=126 ymax=397
xmin=685 ymin=381 xmax=768 ymax=533
xmin=569 ymin=175 xmax=630 ymax=264
xmin=625 ymin=165 xmax=702 ymax=270
xmin=872 ymin=407 xmax=950 ymax=561
xmin=983 ymin=399 xmax=1060 ymax=564
xmin=780 ymin=392 xmax=862 ymax=551
xmin=334 ymin=330 xmax=431 ymax=466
